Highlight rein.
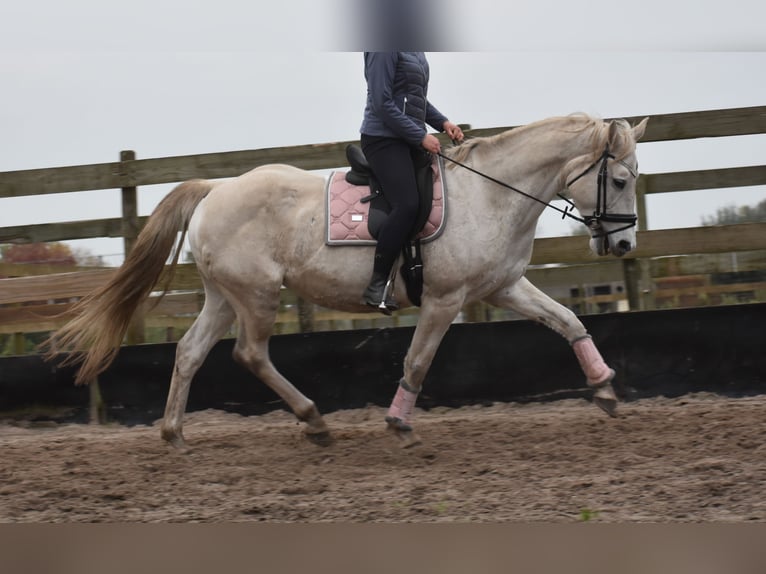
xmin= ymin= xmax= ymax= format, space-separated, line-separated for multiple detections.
xmin=437 ymin=145 xmax=638 ymax=239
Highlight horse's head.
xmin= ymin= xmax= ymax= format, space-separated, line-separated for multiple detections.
xmin=565 ymin=117 xmax=648 ymax=258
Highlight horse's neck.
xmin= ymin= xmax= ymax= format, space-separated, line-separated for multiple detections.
xmin=486 ymin=120 xmax=594 ymax=186
xmin=463 ymin=121 xmax=598 ymax=228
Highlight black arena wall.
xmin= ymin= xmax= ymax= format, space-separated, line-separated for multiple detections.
xmin=1 ymin=304 xmax=764 ymax=425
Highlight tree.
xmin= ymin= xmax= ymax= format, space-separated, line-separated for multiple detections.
xmin=701 ymin=199 xmax=766 ymax=226
xmin=0 ymin=242 xmax=77 ymax=265
xmin=71 ymin=247 xmax=105 ymax=267
xmin=0 ymin=242 xmax=105 ymax=266
xmin=0 ymin=242 xmax=106 ymax=357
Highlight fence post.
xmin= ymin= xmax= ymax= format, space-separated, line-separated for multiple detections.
xmin=636 ymin=175 xmax=655 ymax=310
xmin=636 ymin=174 xmax=648 ymax=234
xmin=623 ymin=176 xmax=652 ymax=310
xmin=463 ymin=301 xmax=487 ymax=322
xmin=297 ymin=297 xmax=315 ymax=332
xmin=89 ymin=377 xmax=107 ymax=424
xmin=120 ymin=150 xmax=145 ymax=344
xmin=12 ymin=331 xmax=25 ymax=355
xmin=622 ymin=259 xmax=641 ymax=310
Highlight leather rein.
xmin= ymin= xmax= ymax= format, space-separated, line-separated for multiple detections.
xmin=438 ymin=144 xmax=638 ymax=239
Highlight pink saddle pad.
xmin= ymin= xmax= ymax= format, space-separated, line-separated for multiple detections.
xmin=325 ymin=156 xmax=447 ymax=245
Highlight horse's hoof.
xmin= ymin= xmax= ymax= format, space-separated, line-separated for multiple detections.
xmin=593 ymin=396 xmax=618 ymax=418
xmin=385 ymin=415 xmax=412 ymax=432
xmin=162 ymin=430 xmax=192 ymax=452
xmin=167 ymin=439 xmax=193 ymax=454
xmin=386 ymin=417 xmax=422 ymax=448
xmin=305 ymin=430 xmax=334 ymax=447
xmin=396 ymin=431 xmax=422 ymax=449
xmin=591 ymin=380 xmax=618 ymax=418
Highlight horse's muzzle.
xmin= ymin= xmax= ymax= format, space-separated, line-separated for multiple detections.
xmin=592 ymin=235 xmax=633 ymax=257
xmin=604 ymin=238 xmax=633 ymax=258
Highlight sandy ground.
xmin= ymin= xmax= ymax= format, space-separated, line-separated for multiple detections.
xmin=1 ymin=392 xmax=765 ymax=523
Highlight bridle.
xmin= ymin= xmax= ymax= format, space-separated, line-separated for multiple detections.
xmin=564 ymin=145 xmax=638 ymax=238
xmin=437 ymin=142 xmax=639 ymax=240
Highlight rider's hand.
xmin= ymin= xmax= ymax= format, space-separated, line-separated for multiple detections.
xmin=421 ymin=133 xmax=442 ymax=154
xmin=443 ymin=121 xmax=464 ymax=143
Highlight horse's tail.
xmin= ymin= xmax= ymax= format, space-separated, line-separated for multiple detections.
xmin=43 ymin=179 xmax=214 ymax=385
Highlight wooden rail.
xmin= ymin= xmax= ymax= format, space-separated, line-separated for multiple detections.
xmin=1 ymin=106 xmax=765 ymax=245
xmin=2 ymin=106 xmax=766 ymax=351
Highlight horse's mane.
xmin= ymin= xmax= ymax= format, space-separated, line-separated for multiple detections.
xmin=445 ymin=114 xmax=636 ymax=167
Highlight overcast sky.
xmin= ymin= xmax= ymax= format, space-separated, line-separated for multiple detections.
xmin=1 ymin=1 xmax=765 ymax=264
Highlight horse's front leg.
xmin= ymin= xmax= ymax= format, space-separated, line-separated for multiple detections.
xmin=387 ymin=293 xmax=464 ymax=446
xmin=486 ymin=277 xmax=618 ymax=417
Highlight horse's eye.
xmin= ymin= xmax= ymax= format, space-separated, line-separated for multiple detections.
xmin=613 ymin=178 xmax=626 ymax=190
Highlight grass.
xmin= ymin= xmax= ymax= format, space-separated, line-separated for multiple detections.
xmin=578 ymin=508 xmax=601 ymax=522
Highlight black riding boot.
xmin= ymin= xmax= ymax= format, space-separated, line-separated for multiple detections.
xmin=362 ymin=253 xmax=399 ymax=314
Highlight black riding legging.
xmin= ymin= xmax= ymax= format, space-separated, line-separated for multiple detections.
xmin=360 ymin=134 xmax=422 ymax=275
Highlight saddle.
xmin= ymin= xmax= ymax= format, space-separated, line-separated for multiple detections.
xmin=344 ymin=144 xmax=436 ymax=242
xmin=324 ymin=145 xmax=448 ymax=306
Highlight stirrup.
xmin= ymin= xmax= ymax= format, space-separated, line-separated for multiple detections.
xmin=363 ymin=269 xmax=398 ymax=315
xmin=370 ymin=278 xmax=398 ymax=315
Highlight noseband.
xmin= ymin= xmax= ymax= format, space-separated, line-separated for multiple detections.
xmin=565 ymin=146 xmax=638 ymax=239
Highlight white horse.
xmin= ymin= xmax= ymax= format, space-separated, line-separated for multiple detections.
xmin=46 ymin=113 xmax=648 ymax=449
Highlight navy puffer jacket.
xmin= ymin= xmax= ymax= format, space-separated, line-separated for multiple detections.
xmin=360 ymin=52 xmax=449 ymax=148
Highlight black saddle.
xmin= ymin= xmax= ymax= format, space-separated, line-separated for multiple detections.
xmin=345 ymin=144 xmax=374 ymax=187
xmin=344 ymin=144 xmax=434 ymax=241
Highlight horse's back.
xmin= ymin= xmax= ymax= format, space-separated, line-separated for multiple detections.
xmin=193 ymin=164 xmax=323 ymax=229
xmin=187 ymin=164 xmax=326 ymax=274
xmin=219 ymin=163 xmax=324 ymax=205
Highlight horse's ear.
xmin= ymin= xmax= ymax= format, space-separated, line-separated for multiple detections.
xmin=607 ymin=120 xmax=620 ymax=145
xmin=632 ymin=117 xmax=649 ymax=141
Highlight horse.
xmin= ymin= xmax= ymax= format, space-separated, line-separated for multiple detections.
xmin=45 ymin=113 xmax=648 ymax=449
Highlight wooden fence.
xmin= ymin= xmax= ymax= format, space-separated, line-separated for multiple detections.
xmin=1 ymin=105 xmax=766 ymax=354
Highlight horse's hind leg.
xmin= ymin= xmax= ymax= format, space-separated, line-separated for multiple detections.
xmin=486 ymin=277 xmax=618 ymax=416
xmin=231 ymin=288 xmax=331 ymax=445
xmin=161 ymin=282 xmax=236 ymax=449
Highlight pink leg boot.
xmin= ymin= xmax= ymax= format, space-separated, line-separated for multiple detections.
xmin=385 ymin=379 xmax=419 ymax=431
xmin=572 ymin=335 xmax=615 ymax=387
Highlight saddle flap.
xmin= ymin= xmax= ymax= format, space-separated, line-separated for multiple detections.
xmin=327 ymin=155 xmax=447 ymax=247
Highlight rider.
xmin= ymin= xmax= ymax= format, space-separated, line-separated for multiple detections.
xmin=359 ymin=51 xmax=464 ymax=311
